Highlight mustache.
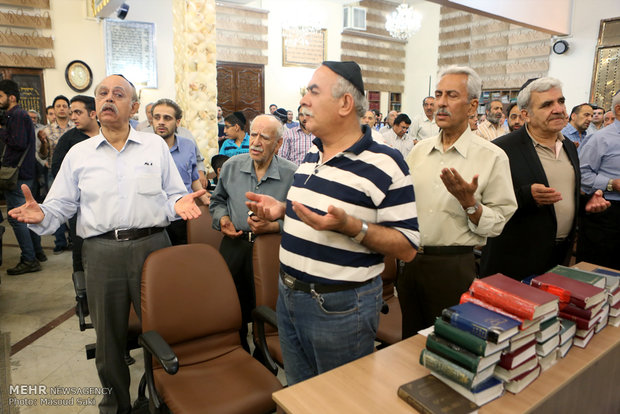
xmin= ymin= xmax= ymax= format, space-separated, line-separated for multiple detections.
xmin=301 ymin=108 xmax=313 ymax=117
xmin=250 ymin=145 xmax=263 ymax=153
xmin=100 ymin=103 xmax=118 ymax=114
xmin=436 ymin=108 xmax=451 ymax=116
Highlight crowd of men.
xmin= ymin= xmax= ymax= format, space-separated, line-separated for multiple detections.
xmin=1 ymin=60 xmax=618 ymax=412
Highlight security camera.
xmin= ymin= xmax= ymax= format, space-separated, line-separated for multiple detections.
xmin=117 ymin=2 xmax=129 ymax=20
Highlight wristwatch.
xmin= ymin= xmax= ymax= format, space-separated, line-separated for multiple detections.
xmin=463 ymin=202 xmax=480 ymax=215
xmin=607 ymin=179 xmax=614 ymax=192
xmin=352 ymin=220 xmax=368 ymax=243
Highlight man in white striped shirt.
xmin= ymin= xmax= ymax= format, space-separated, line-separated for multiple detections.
xmin=247 ymin=61 xmax=419 ymax=385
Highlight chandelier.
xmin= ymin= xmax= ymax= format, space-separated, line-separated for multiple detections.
xmin=385 ymin=3 xmax=423 ymax=41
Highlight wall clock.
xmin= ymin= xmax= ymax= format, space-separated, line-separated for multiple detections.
xmin=65 ymin=60 xmax=93 ymax=92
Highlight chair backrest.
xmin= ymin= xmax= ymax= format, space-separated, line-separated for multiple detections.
xmin=187 ymin=204 xmax=224 ymax=249
xmin=141 ymin=244 xmax=241 ymax=351
xmin=253 ymin=233 xmax=282 ymax=309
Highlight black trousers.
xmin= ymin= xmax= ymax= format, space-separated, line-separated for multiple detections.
xmin=398 ymin=252 xmax=476 ymax=339
xmin=166 ymin=218 xmax=188 ymax=246
xmin=577 ymin=200 xmax=620 ymax=270
xmin=219 ymin=236 xmax=255 ymax=350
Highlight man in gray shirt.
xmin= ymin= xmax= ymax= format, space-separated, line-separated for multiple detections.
xmin=209 ymin=114 xmax=296 ymax=351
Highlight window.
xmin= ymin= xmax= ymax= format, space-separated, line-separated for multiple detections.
xmin=389 ymin=92 xmax=401 ymax=112
xmin=367 ymin=91 xmax=380 ymax=111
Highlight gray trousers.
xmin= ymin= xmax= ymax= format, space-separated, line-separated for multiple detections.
xmin=83 ymin=231 xmax=170 ymax=414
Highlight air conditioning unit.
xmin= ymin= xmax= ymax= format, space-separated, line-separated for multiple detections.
xmin=343 ymin=6 xmax=367 ymax=30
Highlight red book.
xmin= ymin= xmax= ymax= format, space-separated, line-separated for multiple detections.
xmin=558 ymin=312 xmax=597 ymax=330
xmin=498 ymin=339 xmax=536 ymax=370
xmin=559 ymin=301 xmax=605 ymax=320
xmin=531 ymin=273 xmax=606 ymax=309
xmin=459 ymin=292 xmax=539 ymax=330
xmin=469 ymin=274 xmax=558 ymax=320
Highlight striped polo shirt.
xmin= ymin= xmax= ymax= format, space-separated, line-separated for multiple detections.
xmin=219 ymin=133 xmax=250 ymax=157
xmin=280 ymin=127 xmax=419 ymax=283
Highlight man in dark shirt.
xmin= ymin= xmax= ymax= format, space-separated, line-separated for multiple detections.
xmin=51 ymin=95 xmax=99 ymax=272
xmin=0 ymin=79 xmax=44 ymax=275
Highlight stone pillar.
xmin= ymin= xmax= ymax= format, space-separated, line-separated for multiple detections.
xmin=173 ymin=0 xmax=218 ymax=171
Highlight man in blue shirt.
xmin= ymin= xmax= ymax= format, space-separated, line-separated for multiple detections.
xmin=219 ymin=111 xmax=250 ymax=157
xmin=9 ymin=74 xmax=206 ymax=414
xmin=577 ymin=92 xmax=620 ymax=269
xmin=152 ymin=98 xmax=210 ymax=245
xmin=561 ymin=103 xmax=593 ymax=148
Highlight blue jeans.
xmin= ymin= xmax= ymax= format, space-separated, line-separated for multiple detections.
xmin=277 ymin=275 xmax=383 ymax=385
xmin=5 ymin=179 xmax=42 ymax=262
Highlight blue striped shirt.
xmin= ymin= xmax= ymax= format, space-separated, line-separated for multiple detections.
xmin=280 ymin=126 xmax=419 ymax=283
xmin=219 ymin=133 xmax=250 ymax=157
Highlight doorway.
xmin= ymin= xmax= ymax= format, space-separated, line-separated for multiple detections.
xmin=217 ymin=62 xmax=264 ymax=128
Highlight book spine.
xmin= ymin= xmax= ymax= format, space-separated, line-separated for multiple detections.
xmin=426 ymin=334 xmax=479 ymax=372
xmin=470 ymin=279 xmax=536 ymax=320
xmin=530 ymin=280 xmax=571 ymax=303
xmin=558 ymin=312 xmax=590 ymax=330
xmin=419 ymin=349 xmax=474 ymax=388
xmin=441 ymin=308 xmax=499 ymax=343
xmin=434 ymin=319 xmax=487 ymax=355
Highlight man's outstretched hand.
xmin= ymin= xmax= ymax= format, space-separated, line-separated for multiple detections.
xmin=245 ymin=192 xmax=286 ymax=221
xmin=175 ymin=189 xmax=206 ymax=220
xmin=8 ymin=184 xmax=44 ymax=224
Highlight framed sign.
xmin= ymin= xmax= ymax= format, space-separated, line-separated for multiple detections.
xmin=104 ymin=20 xmax=157 ymax=89
xmin=282 ymin=29 xmax=326 ymax=68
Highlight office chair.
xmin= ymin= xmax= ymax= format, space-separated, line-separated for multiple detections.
xmin=186 ymin=203 xmax=224 ymax=249
xmin=376 ymin=256 xmax=402 ymax=347
xmin=139 ymin=244 xmax=282 ymax=414
xmin=251 ymin=233 xmax=283 ymax=374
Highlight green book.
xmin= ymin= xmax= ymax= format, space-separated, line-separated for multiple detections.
xmin=426 ymin=333 xmax=501 ymax=373
xmin=419 ymin=349 xmax=495 ymax=389
xmin=549 ymin=265 xmax=606 ymax=289
xmin=433 ymin=318 xmax=509 ymax=357
xmin=397 ymin=375 xmax=478 ymax=414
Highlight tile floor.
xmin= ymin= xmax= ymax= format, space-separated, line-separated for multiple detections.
xmin=0 ymin=209 xmax=285 ymax=413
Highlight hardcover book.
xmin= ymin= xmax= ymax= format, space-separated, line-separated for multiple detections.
xmin=559 ymin=300 xmax=605 ymax=320
xmin=504 ymin=365 xmax=541 ymax=394
xmin=432 ymin=374 xmax=504 ymax=407
xmin=506 ymin=333 xmax=536 ymax=353
xmin=557 ymin=338 xmax=573 ymax=358
xmin=558 ymin=319 xmax=576 ymax=345
xmin=493 ymin=354 xmax=538 ymax=382
xmin=469 ymin=274 xmax=558 ymax=320
xmin=419 ymin=349 xmax=495 ymax=389
xmin=532 ymin=272 xmax=606 ymax=309
xmin=573 ymin=327 xmax=595 ymax=348
xmin=397 ymin=375 xmax=478 ymax=414
xmin=538 ymin=348 xmax=558 ymax=372
xmin=535 ymin=317 xmax=560 ymax=343
xmin=498 ymin=339 xmax=537 ymax=370
xmin=549 ymin=265 xmax=606 ymax=289
xmin=609 ymin=314 xmax=620 ymax=327
xmin=536 ymin=333 xmax=560 ymax=357
xmin=426 ymin=333 xmax=501 ymax=373
xmin=433 ymin=318 xmax=509 ymax=357
xmin=441 ymin=302 xmax=520 ymax=344
xmin=459 ymin=292 xmax=540 ymax=330
xmin=558 ymin=311 xmax=598 ymax=330
xmin=590 ymin=267 xmax=620 ymax=291
xmin=610 ymin=301 xmax=620 ymax=318
xmin=609 ymin=286 xmax=620 ymax=307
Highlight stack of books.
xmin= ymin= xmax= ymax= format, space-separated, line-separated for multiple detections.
xmin=418 ymin=303 xmax=514 ymax=406
xmin=556 ymin=319 xmax=576 ymax=358
xmin=466 ymin=274 xmax=559 ymax=394
xmin=583 ymin=266 xmax=620 ymax=328
xmin=531 ymin=270 xmax=608 ymax=348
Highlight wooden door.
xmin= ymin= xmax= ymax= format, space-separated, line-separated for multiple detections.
xmin=0 ymin=68 xmax=46 ymax=122
xmin=217 ymin=62 xmax=264 ymax=129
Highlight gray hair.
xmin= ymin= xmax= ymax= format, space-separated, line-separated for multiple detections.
xmin=250 ymin=114 xmax=284 ymax=141
xmin=27 ymin=109 xmax=40 ymax=123
xmin=517 ymin=77 xmax=562 ymax=110
xmin=612 ymin=91 xmax=620 ymax=112
xmin=331 ymin=76 xmax=368 ymax=118
xmin=437 ymin=65 xmax=482 ymax=101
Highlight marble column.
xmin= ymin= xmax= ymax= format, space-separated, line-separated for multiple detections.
xmin=173 ymin=0 xmax=218 ymax=170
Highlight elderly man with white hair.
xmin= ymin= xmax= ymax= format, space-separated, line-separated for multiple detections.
xmin=480 ymin=77 xmax=609 ymax=280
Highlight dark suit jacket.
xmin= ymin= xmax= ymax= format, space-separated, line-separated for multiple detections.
xmin=479 ymin=126 xmax=581 ymax=280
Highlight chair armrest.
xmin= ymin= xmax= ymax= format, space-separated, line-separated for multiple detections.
xmin=252 ymin=306 xmax=278 ymax=375
xmin=138 ymin=331 xmax=179 ymax=411
xmin=139 ymin=331 xmax=179 ymax=375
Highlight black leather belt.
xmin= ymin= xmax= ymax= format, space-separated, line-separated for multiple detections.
xmin=280 ymin=270 xmax=374 ymax=294
xmin=240 ymin=231 xmax=257 ymax=243
xmin=419 ymin=246 xmax=474 ymax=255
xmin=96 ymin=227 xmax=164 ymax=241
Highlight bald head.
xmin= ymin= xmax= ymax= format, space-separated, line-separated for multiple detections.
xmin=94 ymin=75 xmax=140 ymax=128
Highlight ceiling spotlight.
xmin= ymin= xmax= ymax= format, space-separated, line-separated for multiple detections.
xmin=117 ymin=2 xmax=130 ymax=20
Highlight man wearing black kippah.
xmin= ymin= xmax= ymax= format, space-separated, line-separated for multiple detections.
xmin=246 ymin=61 xmax=420 ymax=385
xmin=219 ymin=111 xmax=250 ymax=157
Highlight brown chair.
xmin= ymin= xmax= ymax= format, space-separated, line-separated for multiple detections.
xmin=376 ymin=256 xmax=402 ymax=346
xmin=186 ymin=203 xmax=224 ymax=249
xmin=251 ymin=233 xmax=283 ymax=374
xmin=139 ymin=244 xmax=282 ymax=414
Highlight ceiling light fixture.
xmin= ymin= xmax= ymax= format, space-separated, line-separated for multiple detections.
xmin=385 ymin=3 xmax=422 ymax=41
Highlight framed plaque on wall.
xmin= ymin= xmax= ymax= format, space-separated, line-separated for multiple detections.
xmin=282 ymin=29 xmax=326 ymax=68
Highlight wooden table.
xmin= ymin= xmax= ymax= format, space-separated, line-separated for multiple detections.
xmin=273 ymin=325 xmax=620 ymax=413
